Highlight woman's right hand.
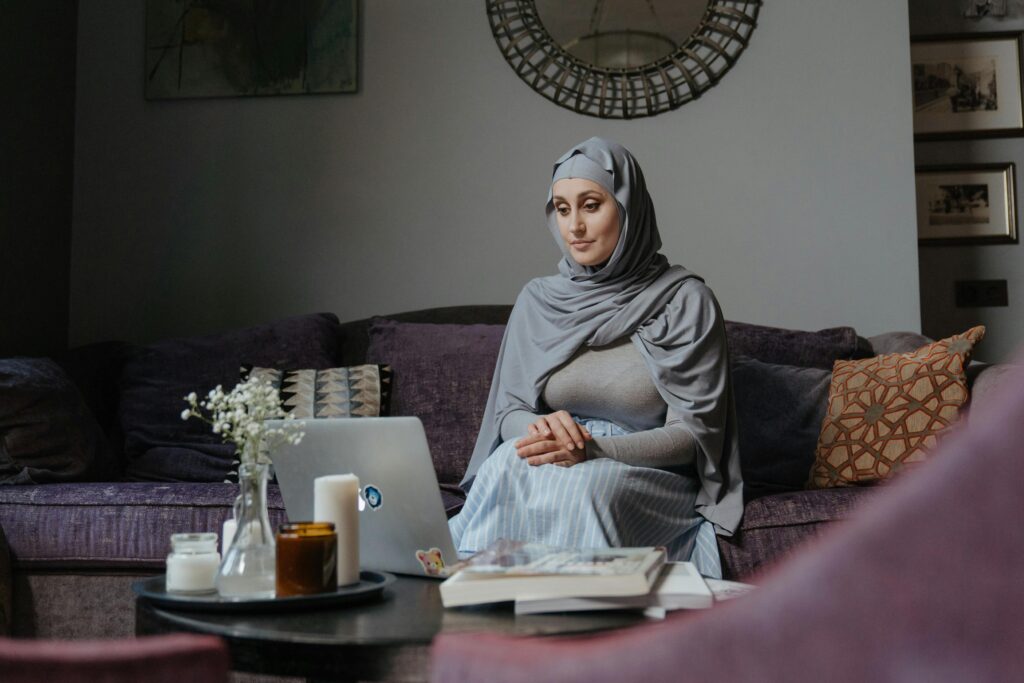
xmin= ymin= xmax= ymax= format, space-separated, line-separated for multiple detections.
xmin=525 ymin=410 xmax=592 ymax=452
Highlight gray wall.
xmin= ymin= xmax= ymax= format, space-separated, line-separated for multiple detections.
xmin=1 ymin=3 xmax=77 ymax=356
xmin=70 ymin=0 xmax=921 ymax=347
xmin=910 ymin=1 xmax=1024 ymax=363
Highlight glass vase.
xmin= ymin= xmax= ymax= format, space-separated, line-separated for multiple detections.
xmin=216 ymin=460 xmax=276 ymax=599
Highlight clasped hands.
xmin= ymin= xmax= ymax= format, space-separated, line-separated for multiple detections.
xmin=514 ymin=410 xmax=592 ymax=467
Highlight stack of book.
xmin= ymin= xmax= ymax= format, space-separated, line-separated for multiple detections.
xmin=439 ymin=539 xmax=753 ymax=615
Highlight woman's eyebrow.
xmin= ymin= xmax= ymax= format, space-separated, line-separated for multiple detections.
xmin=552 ymin=191 xmax=605 ymax=202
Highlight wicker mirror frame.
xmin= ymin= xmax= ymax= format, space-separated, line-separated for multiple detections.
xmin=486 ymin=1 xmax=761 ymax=119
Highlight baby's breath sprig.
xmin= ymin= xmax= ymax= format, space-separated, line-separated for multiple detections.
xmin=181 ymin=376 xmax=304 ymax=466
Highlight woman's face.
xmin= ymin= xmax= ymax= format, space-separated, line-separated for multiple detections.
xmin=551 ymin=178 xmax=621 ymax=268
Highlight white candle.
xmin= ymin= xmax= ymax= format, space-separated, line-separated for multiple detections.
xmin=166 ymin=553 xmax=220 ymax=592
xmin=222 ymin=517 xmax=237 ymax=555
xmin=166 ymin=533 xmax=220 ymax=594
xmin=313 ymin=474 xmax=360 ymax=586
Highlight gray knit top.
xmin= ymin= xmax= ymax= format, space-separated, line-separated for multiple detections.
xmin=499 ymin=337 xmax=697 ymax=468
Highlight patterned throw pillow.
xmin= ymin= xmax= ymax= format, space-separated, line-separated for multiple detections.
xmin=808 ymin=326 xmax=985 ymax=489
xmin=240 ymin=365 xmax=392 ymax=418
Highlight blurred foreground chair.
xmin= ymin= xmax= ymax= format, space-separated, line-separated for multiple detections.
xmin=431 ymin=362 xmax=1024 ymax=683
xmin=0 ymin=633 xmax=229 ymax=683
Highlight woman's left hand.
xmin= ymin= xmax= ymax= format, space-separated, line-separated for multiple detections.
xmin=514 ymin=432 xmax=588 ymax=467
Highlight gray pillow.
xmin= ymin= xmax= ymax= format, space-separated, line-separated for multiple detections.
xmin=732 ymin=355 xmax=831 ymax=498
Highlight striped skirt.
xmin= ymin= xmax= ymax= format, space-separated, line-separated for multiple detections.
xmin=449 ymin=418 xmax=722 ymax=578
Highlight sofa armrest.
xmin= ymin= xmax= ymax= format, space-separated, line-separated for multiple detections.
xmin=866 ymin=331 xmax=933 ymax=356
xmin=968 ymin=363 xmax=1020 ymax=421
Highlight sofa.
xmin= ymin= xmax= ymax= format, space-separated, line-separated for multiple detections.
xmin=431 ymin=358 xmax=1024 ymax=683
xmin=0 ymin=305 xmax=1011 ymax=639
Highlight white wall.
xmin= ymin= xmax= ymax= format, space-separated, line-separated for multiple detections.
xmin=70 ymin=0 xmax=921 ymax=346
xmin=910 ymin=0 xmax=1024 ymax=363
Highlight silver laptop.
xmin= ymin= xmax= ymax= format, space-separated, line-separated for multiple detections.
xmin=267 ymin=417 xmax=458 ymax=578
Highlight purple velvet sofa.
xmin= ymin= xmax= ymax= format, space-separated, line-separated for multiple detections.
xmin=0 ymin=306 xmax=1011 ymax=640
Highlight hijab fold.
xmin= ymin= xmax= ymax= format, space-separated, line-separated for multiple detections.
xmin=461 ymin=138 xmax=743 ymax=536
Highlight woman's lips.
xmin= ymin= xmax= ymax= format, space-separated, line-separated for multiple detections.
xmin=570 ymin=240 xmax=595 ymax=249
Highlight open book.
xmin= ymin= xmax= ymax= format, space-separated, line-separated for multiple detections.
xmin=439 ymin=539 xmax=666 ymax=608
xmin=514 ymin=561 xmax=713 ymax=615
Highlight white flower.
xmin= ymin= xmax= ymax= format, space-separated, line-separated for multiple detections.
xmin=180 ymin=375 xmax=304 ymax=467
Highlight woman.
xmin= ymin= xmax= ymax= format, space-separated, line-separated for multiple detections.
xmin=448 ymin=138 xmax=742 ymax=578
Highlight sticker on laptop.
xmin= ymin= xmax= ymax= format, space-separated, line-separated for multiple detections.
xmin=415 ymin=547 xmax=446 ymax=577
xmin=362 ymin=485 xmax=382 ymax=510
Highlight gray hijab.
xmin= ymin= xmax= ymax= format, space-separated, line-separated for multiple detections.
xmin=462 ymin=137 xmax=743 ymax=536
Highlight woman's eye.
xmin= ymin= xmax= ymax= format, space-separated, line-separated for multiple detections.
xmin=584 ymin=202 xmax=600 ymax=211
xmin=557 ymin=206 xmax=570 ymax=215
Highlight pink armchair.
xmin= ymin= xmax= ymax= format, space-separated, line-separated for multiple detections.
xmin=432 ymin=362 xmax=1024 ymax=683
xmin=0 ymin=633 xmax=229 ymax=683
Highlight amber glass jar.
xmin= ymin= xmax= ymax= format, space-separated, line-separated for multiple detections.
xmin=275 ymin=522 xmax=337 ymax=597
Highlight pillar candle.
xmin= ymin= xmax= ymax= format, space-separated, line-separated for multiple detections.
xmin=222 ymin=517 xmax=237 ymax=555
xmin=313 ymin=474 xmax=360 ymax=586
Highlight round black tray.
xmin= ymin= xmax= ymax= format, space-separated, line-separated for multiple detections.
xmin=132 ymin=570 xmax=395 ymax=613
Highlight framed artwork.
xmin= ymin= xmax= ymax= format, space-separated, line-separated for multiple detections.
xmin=915 ymin=163 xmax=1018 ymax=245
xmin=145 ymin=0 xmax=358 ymax=100
xmin=911 ymin=33 xmax=1024 ymax=140
xmin=963 ymin=0 xmax=1008 ymax=18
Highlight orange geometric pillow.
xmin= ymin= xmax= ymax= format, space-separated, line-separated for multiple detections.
xmin=808 ymin=326 xmax=985 ymax=489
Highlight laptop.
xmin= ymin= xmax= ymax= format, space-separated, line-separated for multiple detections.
xmin=267 ymin=416 xmax=459 ymax=578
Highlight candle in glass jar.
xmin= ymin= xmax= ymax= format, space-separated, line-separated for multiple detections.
xmin=166 ymin=532 xmax=220 ymax=594
xmin=313 ymin=474 xmax=360 ymax=585
xmin=276 ymin=522 xmax=337 ymax=597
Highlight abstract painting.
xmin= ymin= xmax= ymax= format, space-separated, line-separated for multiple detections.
xmin=145 ymin=0 xmax=357 ymax=99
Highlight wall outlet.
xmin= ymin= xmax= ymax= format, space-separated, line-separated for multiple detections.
xmin=954 ymin=280 xmax=1008 ymax=307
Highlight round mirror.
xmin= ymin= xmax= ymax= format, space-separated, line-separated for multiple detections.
xmin=487 ymin=1 xmax=761 ymax=119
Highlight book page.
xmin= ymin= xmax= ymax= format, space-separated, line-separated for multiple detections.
xmin=462 ymin=539 xmax=661 ymax=577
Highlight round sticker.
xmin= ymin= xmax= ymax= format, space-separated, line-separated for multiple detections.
xmin=363 ymin=485 xmax=382 ymax=510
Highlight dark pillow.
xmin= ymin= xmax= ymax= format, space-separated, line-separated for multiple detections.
xmin=120 ymin=313 xmax=341 ymax=483
xmin=0 ymin=358 xmax=115 ymax=484
xmin=365 ymin=319 xmax=505 ymax=486
xmin=731 ymin=355 xmax=831 ymax=499
xmin=725 ymin=320 xmax=871 ymax=369
xmin=51 ymin=340 xmax=135 ymax=472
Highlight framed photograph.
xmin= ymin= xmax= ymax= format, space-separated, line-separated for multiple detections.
xmin=911 ymin=33 xmax=1024 ymax=140
xmin=145 ymin=0 xmax=358 ymax=100
xmin=915 ymin=163 xmax=1018 ymax=245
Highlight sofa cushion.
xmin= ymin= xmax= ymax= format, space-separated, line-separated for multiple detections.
xmin=0 ymin=482 xmax=275 ymax=569
xmin=0 ymin=482 xmax=466 ymax=570
xmin=717 ymin=487 xmax=875 ymax=580
xmin=732 ymin=356 xmax=830 ymax=499
xmin=337 ymin=306 xmax=515 ymax=366
xmin=725 ymin=321 xmax=871 ymax=369
xmin=120 ymin=313 xmax=341 ymax=483
xmin=365 ymin=319 xmax=505 ymax=486
xmin=0 ymin=359 xmax=116 ymax=485
xmin=809 ymin=326 xmax=984 ymax=489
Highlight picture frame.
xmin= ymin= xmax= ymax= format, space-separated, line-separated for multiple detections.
xmin=144 ymin=0 xmax=358 ymax=100
xmin=915 ymin=163 xmax=1018 ymax=245
xmin=911 ymin=32 xmax=1024 ymax=140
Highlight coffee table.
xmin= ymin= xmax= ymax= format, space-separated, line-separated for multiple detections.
xmin=135 ymin=574 xmax=650 ymax=682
